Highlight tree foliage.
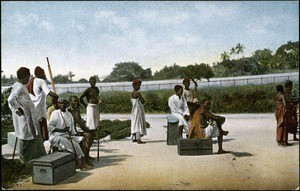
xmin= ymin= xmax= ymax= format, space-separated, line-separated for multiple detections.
xmin=103 ymin=62 xmax=152 ymax=82
xmin=182 ymin=63 xmax=214 ymax=92
xmin=152 ymin=63 xmax=183 ymax=80
xmin=53 ymin=74 xmax=72 ymax=84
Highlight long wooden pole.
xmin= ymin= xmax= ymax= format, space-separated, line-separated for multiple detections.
xmin=46 ymin=57 xmax=56 ymax=93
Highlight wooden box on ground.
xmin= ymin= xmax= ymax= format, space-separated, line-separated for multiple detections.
xmin=177 ymin=138 xmax=213 ymax=156
xmin=32 ymin=152 xmax=76 ymax=185
xmin=166 ymin=115 xmax=179 ymax=145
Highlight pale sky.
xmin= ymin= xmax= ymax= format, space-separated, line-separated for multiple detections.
xmin=1 ymin=1 xmax=299 ymax=81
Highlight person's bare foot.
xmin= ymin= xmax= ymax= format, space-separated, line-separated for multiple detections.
xmin=217 ymin=149 xmax=230 ymax=154
xmin=137 ymin=140 xmax=146 ymax=144
xmin=293 ymin=137 xmax=299 ymax=141
xmin=222 ymin=131 xmax=229 ymax=136
xmin=283 ymin=142 xmax=292 ymax=146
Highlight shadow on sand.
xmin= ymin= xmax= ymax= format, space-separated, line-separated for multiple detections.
xmin=92 ymin=154 xmax=133 ymax=168
xmin=230 ymin=151 xmax=254 ymax=157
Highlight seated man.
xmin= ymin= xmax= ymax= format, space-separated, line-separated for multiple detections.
xmin=168 ymin=85 xmax=190 ymax=138
xmin=188 ymin=98 xmax=229 ymax=154
xmin=68 ymin=95 xmax=96 ymax=162
xmin=48 ymin=98 xmax=93 ymax=170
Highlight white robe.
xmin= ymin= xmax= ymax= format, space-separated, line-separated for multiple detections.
xmin=8 ymin=82 xmax=40 ymax=140
xmin=131 ymin=98 xmax=147 ymax=136
xmin=168 ymin=94 xmax=190 ymax=132
xmin=29 ymin=78 xmax=51 ymax=120
xmin=48 ymin=110 xmax=84 ymax=157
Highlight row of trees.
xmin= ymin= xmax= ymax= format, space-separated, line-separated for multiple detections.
xmin=2 ymin=41 xmax=298 ymax=86
xmin=216 ymin=41 xmax=299 ymax=77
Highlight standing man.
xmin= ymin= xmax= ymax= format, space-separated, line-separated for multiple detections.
xmin=274 ymin=85 xmax=289 ymax=146
xmin=27 ymin=66 xmax=58 ymax=142
xmin=168 ymin=85 xmax=190 ymax=138
xmin=131 ymin=79 xmax=147 ymax=144
xmin=8 ymin=67 xmax=46 ymax=163
xmin=182 ymin=77 xmax=199 ymax=119
xmin=284 ymin=80 xmax=299 ymax=141
xmin=79 ymin=76 xmax=100 ymax=131
xmin=69 ymin=95 xmax=96 ymax=163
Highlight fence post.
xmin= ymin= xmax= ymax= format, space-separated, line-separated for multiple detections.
xmin=261 ymin=77 xmax=263 ymax=84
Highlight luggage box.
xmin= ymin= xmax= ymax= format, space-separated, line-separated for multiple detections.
xmin=32 ymin=152 xmax=76 ymax=185
xmin=166 ymin=115 xmax=179 ymax=145
xmin=177 ymin=138 xmax=213 ymax=155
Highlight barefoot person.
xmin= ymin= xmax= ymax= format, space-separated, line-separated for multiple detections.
xmin=274 ymin=84 xmax=290 ymax=146
xmin=48 ymin=98 xmax=93 ymax=170
xmin=69 ymin=95 xmax=96 ymax=164
xmin=27 ymin=66 xmax=59 ymax=142
xmin=284 ymin=80 xmax=299 ymax=141
xmin=168 ymin=85 xmax=190 ymax=138
xmin=131 ymin=79 xmax=147 ymax=144
xmin=188 ymin=98 xmax=229 ymax=154
xmin=8 ymin=67 xmax=46 ymax=163
xmin=79 ymin=76 xmax=100 ymax=131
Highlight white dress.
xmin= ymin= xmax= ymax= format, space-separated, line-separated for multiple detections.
xmin=131 ymin=98 xmax=147 ymax=136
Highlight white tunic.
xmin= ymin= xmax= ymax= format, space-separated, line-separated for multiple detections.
xmin=48 ymin=110 xmax=84 ymax=157
xmin=168 ymin=94 xmax=190 ymax=128
xmin=29 ymin=78 xmax=51 ymax=120
xmin=131 ymin=98 xmax=147 ymax=136
xmin=8 ymin=82 xmax=40 ymax=140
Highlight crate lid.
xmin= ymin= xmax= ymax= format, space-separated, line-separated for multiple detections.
xmin=33 ymin=152 xmax=75 ymax=167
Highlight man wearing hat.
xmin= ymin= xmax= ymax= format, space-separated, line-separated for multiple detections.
xmin=48 ymin=98 xmax=93 ymax=170
xmin=27 ymin=66 xmax=58 ymax=142
xmin=8 ymin=67 xmax=46 ymax=163
xmin=168 ymin=84 xmax=190 ymax=138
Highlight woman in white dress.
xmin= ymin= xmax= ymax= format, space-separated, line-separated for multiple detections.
xmin=131 ymin=79 xmax=147 ymax=144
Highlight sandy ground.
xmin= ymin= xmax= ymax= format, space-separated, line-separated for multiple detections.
xmin=2 ymin=113 xmax=299 ymax=190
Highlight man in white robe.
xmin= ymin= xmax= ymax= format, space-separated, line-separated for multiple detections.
xmin=27 ymin=66 xmax=58 ymax=142
xmin=168 ymin=85 xmax=190 ymax=138
xmin=8 ymin=67 xmax=46 ymax=163
xmin=131 ymin=79 xmax=147 ymax=144
xmin=48 ymin=98 xmax=93 ymax=170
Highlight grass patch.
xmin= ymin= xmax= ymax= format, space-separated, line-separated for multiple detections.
xmin=1 ymin=157 xmax=32 ymax=189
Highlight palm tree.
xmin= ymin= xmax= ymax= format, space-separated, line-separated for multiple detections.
xmin=68 ymin=71 xmax=75 ymax=82
xmin=220 ymin=51 xmax=230 ymax=62
xmin=236 ymin=43 xmax=245 ymax=59
xmin=230 ymin=47 xmax=236 ymax=59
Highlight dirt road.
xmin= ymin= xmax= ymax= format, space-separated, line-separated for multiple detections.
xmin=5 ymin=113 xmax=299 ymax=190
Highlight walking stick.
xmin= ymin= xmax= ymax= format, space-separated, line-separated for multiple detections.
xmin=97 ymin=125 xmax=100 ymax=162
xmin=46 ymin=57 xmax=56 ymax=93
xmin=12 ymin=137 xmax=18 ymax=160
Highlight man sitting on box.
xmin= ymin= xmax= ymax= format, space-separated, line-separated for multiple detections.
xmin=188 ymin=98 xmax=229 ymax=154
xmin=48 ymin=98 xmax=93 ymax=170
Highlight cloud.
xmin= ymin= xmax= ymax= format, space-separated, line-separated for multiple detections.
xmin=139 ymin=10 xmax=190 ymax=25
xmin=93 ymin=10 xmax=128 ymax=30
xmin=194 ymin=3 xmax=238 ymax=21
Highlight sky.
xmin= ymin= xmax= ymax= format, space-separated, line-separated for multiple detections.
xmin=1 ymin=1 xmax=299 ymax=81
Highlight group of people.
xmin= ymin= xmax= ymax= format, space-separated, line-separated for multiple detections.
xmin=274 ymin=80 xmax=299 ymax=147
xmin=8 ymin=66 xmax=100 ymax=171
xmin=9 ymin=65 xmax=297 ymax=169
xmin=166 ymin=77 xmax=229 ymax=154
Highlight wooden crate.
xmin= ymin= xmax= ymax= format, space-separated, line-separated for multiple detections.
xmin=177 ymin=138 xmax=213 ymax=156
xmin=32 ymin=152 xmax=76 ymax=185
